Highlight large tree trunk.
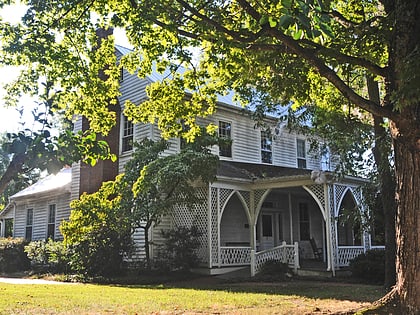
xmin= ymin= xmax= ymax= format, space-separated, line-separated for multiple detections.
xmin=367 ymin=76 xmax=396 ymax=290
xmin=385 ymin=1 xmax=420 ymax=312
xmin=391 ymin=126 xmax=420 ymax=313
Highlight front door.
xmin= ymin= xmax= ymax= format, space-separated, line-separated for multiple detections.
xmin=261 ymin=214 xmax=274 ymax=250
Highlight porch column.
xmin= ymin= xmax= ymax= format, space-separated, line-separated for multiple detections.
xmin=0 ymin=219 xmax=4 ymax=237
xmin=249 ymin=190 xmax=256 ymax=251
xmin=324 ymin=184 xmax=335 ymax=276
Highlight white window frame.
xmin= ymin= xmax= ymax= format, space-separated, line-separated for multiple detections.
xmin=261 ymin=130 xmax=273 ymax=164
xmin=25 ymin=208 xmax=33 ymax=241
xmin=218 ymin=120 xmax=232 ymax=158
xmin=296 ymin=138 xmax=307 ymax=169
xmin=121 ymin=114 xmax=134 ymax=153
xmin=47 ymin=204 xmax=56 ymax=240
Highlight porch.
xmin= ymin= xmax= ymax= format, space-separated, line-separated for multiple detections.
xmin=213 ymin=242 xmax=375 ymax=276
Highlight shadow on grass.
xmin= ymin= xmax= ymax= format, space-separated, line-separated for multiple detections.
xmin=99 ymin=270 xmax=385 ymax=304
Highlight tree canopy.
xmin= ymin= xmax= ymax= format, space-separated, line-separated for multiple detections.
xmin=0 ymin=0 xmax=419 ymax=312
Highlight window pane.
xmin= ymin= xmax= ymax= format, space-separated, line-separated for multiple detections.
xmin=5 ymin=219 xmax=13 ymax=237
xmin=122 ymin=116 xmax=133 ymax=152
xmin=25 ymin=227 xmax=32 ymax=241
xmin=48 ymin=205 xmax=56 ymax=223
xmin=297 ymin=139 xmax=306 ymax=158
xmin=26 ymin=209 xmax=33 ymax=225
xmin=262 ymin=215 xmax=273 ymax=237
xmin=261 ymin=131 xmax=272 ymax=164
xmin=219 ymin=121 xmax=232 ymax=157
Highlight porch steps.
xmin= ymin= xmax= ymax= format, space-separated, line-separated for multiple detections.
xmin=296 ymin=268 xmax=351 ymax=279
xmin=192 ymin=266 xmax=251 ymax=277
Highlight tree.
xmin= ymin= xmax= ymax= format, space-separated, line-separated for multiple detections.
xmin=0 ymin=0 xmax=419 ymax=311
xmin=0 ymin=132 xmax=40 ymax=209
xmin=60 ymin=179 xmax=133 ymax=277
xmin=120 ymin=134 xmax=218 ymax=268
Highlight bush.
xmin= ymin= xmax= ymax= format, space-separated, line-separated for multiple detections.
xmin=24 ymin=239 xmax=69 ymax=273
xmin=60 ymin=180 xmax=133 ymax=277
xmin=255 ymin=260 xmax=292 ymax=281
xmin=349 ymin=249 xmax=385 ymax=284
xmin=155 ymin=226 xmax=201 ymax=271
xmin=0 ymin=238 xmax=30 ymax=273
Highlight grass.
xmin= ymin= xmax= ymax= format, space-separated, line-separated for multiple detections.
xmin=0 ymin=277 xmax=385 ymax=315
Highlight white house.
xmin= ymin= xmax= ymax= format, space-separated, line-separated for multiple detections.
xmin=0 ymin=167 xmax=71 ymax=241
xmin=0 ymin=45 xmax=383 ymax=276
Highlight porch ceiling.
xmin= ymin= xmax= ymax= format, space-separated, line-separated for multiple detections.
xmin=216 ymin=160 xmax=312 ymax=182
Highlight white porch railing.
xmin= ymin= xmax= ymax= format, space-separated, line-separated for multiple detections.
xmin=250 ymin=241 xmax=299 ymax=276
xmin=220 ymin=246 xmax=251 ymax=266
xmin=337 ymin=246 xmax=364 ymax=267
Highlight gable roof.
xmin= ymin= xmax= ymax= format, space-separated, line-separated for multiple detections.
xmin=115 ymin=45 xmax=241 ymax=108
xmin=10 ymin=167 xmax=72 ymax=200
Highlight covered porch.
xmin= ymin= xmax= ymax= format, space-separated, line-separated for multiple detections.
xmin=201 ymin=161 xmax=376 ymax=276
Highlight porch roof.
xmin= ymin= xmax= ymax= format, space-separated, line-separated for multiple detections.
xmin=217 ymin=160 xmax=312 ymax=181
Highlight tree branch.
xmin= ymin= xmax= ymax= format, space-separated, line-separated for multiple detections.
xmin=266 ymin=27 xmax=397 ymax=121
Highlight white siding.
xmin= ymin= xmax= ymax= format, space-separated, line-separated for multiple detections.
xmin=12 ymin=192 xmax=71 ymax=241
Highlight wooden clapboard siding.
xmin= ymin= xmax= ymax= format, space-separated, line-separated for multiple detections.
xmin=12 ymin=192 xmax=71 ymax=240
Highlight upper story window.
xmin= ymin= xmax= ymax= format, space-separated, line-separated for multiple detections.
xmin=47 ymin=204 xmax=56 ymax=240
xmin=261 ymin=130 xmax=273 ymax=164
xmin=219 ymin=121 xmax=232 ymax=158
xmin=296 ymin=139 xmax=307 ymax=169
xmin=25 ymin=208 xmax=33 ymax=241
xmin=122 ymin=115 xmax=133 ymax=153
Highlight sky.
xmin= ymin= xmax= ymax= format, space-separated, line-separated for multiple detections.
xmin=0 ymin=3 xmax=131 ymax=133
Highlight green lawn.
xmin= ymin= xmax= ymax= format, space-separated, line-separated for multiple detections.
xmin=0 ymin=279 xmax=384 ymax=314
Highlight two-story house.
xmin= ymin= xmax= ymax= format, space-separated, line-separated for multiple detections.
xmin=0 ymin=45 xmax=382 ymax=276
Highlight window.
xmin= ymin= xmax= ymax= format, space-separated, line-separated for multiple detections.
xmin=47 ymin=204 xmax=56 ymax=240
xmin=122 ymin=115 xmax=133 ymax=152
xmin=299 ymin=203 xmax=310 ymax=241
xmin=218 ymin=121 xmax=232 ymax=157
xmin=262 ymin=214 xmax=273 ymax=237
xmin=4 ymin=218 xmax=13 ymax=237
xmin=297 ymin=139 xmax=307 ymax=169
xmin=320 ymin=146 xmax=331 ymax=171
xmin=261 ymin=130 xmax=272 ymax=164
xmin=25 ymin=208 xmax=33 ymax=241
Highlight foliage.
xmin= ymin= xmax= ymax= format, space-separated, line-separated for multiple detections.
xmin=155 ymin=225 xmax=202 ymax=271
xmin=60 ymin=180 xmax=133 ymax=277
xmin=0 ymin=237 xmax=30 ymax=273
xmin=350 ymin=249 xmax=385 ymax=284
xmin=256 ymin=260 xmax=292 ymax=282
xmin=0 ymin=133 xmax=40 ymax=208
xmin=1 ymin=0 xmax=419 ymax=310
xmin=120 ymin=133 xmax=218 ymax=267
xmin=24 ymin=239 xmax=69 ymax=273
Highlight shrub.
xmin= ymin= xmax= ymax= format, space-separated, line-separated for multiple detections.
xmin=255 ymin=260 xmax=292 ymax=281
xmin=24 ymin=239 xmax=69 ymax=273
xmin=0 ymin=238 xmax=30 ymax=273
xmin=60 ymin=180 xmax=133 ymax=277
xmin=349 ymin=249 xmax=385 ymax=284
xmin=155 ymin=226 xmax=201 ymax=271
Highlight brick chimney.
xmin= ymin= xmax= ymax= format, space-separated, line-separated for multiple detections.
xmin=78 ymin=27 xmax=120 ymax=195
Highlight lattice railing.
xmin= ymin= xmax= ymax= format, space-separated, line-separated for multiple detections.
xmin=337 ymin=246 xmax=364 ymax=266
xmin=251 ymin=242 xmax=299 ymax=276
xmin=220 ymin=247 xmax=251 ymax=266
